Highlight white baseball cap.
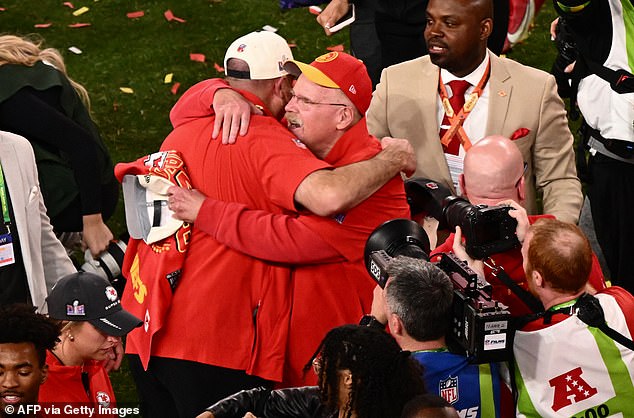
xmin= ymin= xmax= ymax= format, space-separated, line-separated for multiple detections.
xmin=224 ymin=31 xmax=293 ymax=80
xmin=121 ymin=174 xmax=183 ymax=244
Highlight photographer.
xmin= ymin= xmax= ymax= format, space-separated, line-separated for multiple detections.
xmin=552 ymin=0 xmax=634 ymax=294
xmin=430 ymin=136 xmax=606 ymax=316
xmin=367 ymin=255 xmax=513 ymax=418
xmin=511 ymin=218 xmax=634 ymax=417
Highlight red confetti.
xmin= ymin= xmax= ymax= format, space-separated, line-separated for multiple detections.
xmin=309 ymin=6 xmax=321 ymax=15
xmin=0 ymin=7 xmax=6 ymax=11
xmin=63 ymin=1 xmax=74 ymax=8
xmin=190 ymin=53 xmax=206 ymax=63
xmin=164 ymin=9 xmax=186 ymax=23
xmin=326 ymin=44 xmax=345 ymax=52
xmin=287 ymin=43 xmax=297 ymax=48
xmin=126 ymin=11 xmax=144 ymax=19
xmin=213 ymin=63 xmax=224 ymax=73
xmin=170 ymin=82 xmax=181 ymax=95
xmin=68 ymin=22 xmax=91 ymax=28
xmin=34 ymin=23 xmax=53 ymax=28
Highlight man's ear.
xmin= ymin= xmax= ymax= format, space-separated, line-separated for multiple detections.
xmin=274 ymin=76 xmax=292 ymax=102
xmin=335 ymin=106 xmax=356 ymax=130
xmin=532 ymin=269 xmax=544 ymax=288
xmin=343 ymin=370 xmax=353 ymax=388
xmin=40 ymin=364 xmax=49 ymax=385
xmin=480 ymin=17 xmax=493 ymax=41
xmin=388 ymin=313 xmax=404 ymax=336
xmin=517 ymin=176 xmax=526 ymax=202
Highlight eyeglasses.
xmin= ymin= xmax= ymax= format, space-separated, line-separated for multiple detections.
xmin=290 ymin=90 xmax=349 ymax=109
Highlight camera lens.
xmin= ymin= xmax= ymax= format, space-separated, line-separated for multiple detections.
xmin=442 ymin=196 xmax=474 ymax=232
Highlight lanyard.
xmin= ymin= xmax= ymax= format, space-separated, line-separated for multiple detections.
xmin=438 ymin=60 xmax=491 ymax=151
xmin=0 ymin=164 xmax=11 ymax=226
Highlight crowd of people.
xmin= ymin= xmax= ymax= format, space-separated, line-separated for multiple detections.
xmin=1 ymin=0 xmax=633 ymax=416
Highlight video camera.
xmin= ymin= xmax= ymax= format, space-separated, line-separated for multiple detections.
xmin=364 ymin=218 xmax=511 ymax=364
xmin=406 ymin=178 xmax=520 ymax=260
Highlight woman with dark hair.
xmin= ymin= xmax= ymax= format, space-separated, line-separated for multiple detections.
xmin=197 ymin=325 xmax=426 ymax=418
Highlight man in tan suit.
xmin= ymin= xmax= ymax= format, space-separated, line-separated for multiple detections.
xmin=367 ymin=0 xmax=582 ymax=223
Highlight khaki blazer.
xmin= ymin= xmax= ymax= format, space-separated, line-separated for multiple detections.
xmin=0 ymin=131 xmax=75 ymax=311
xmin=367 ymin=52 xmax=583 ymax=223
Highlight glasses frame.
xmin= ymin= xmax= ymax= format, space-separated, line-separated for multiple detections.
xmin=290 ymin=90 xmax=349 ymax=108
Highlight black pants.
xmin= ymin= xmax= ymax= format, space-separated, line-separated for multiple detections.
xmin=127 ymin=354 xmax=272 ymax=418
xmin=588 ymin=152 xmax=634 ymax=294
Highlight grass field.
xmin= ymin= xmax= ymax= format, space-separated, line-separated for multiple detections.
xmin=1 ymin=0 xmax=560 ymax=411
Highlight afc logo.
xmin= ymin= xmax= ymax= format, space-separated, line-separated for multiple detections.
xmin=549 ymin=367 xmax=598 ymax=411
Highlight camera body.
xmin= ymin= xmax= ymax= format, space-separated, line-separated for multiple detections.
xmin=443 ymin=196 xmax=520 ymax=260
xmin=365 ymin=219 xmax=511 ymax=363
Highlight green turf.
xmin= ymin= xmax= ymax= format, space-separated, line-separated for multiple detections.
xmin=1 ymin=0 xmax=561 ymax=411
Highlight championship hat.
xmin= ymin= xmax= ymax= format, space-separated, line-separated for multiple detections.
xmin=224 ymin=31 xmax=294 ymax=80
xmin=47 ymin=272 xmax=142 ymax=337
xmin=121 ymin=174 xmax=183 ymax=244
xmin=283 ymin=51 xmax=372 ymax=114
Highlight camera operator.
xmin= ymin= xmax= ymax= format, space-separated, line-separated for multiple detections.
xmin=368 ymin=255 xmax=513 ymax=418
xmin=510 ymin=218 xmax=634 ymax=417
xmin=551 ymin=0 xmax=634 ymax=294
xmin=430 ymin=135 xmax=606 ymax=316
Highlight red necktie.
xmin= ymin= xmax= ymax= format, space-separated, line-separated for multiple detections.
xmin=439 ymin=80 xmax=471 ymax=155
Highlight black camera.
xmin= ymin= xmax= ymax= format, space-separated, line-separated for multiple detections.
xmin=364 ymin=219 xmax=511 ymax=363
xmin=443 ymin=196 xmax=520 ymax=260
xmin=81 ymin=239 xmax=127 ymax=295
xmin=553 ymin=17 xmax=578 ymax=74
xmin=405 ymin=178 xmax=520 ymax=260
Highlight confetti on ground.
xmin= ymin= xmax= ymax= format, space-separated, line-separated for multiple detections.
xmin=309 ymin=6 xmax=322 ymax=15
xmin=72 ymin=6 xmax=89 ymax=16
xmin=262 ymin=24 xmax=277 ymax=32
xmin=164 ymin=9 xmax=186 ymax=23
xmin=164 ymin=73 xmax=173 ymax=84
xmin=35 ymin=23 xmax=53 ymax=28
xmin=68 ymin=46 xmax=82 ymax=54
xmin=68 ymin=22 xmax=91 ymax=28
xmin=63 ymin=2 xmax=74 ymax=8
xmin=119 ymin=87 xmax=134 ymax=94
xmin=190 ymin=53 xmax=205 ymax=63
xmin=214 ymin=63 xmax=224 ymax=73
xmin=170 ymin=82 xmax=181 ymax=95
xmin=127 ymin=11 xmax=144 ymax=18
xmin=326 ymin=44 xmax=345 ymax=52
xmin=287 ymin=43 xmax=297 ymax=48
xmin=0 ymin=7 xmax=6 ymax=11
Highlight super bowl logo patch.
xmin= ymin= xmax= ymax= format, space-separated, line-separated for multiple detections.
xmin=333 ymin=213 xmax=346 ymax=224
xmin=95 ymin=391 xmax=111 ymax=407
xmin=66 ymin=300 xmax=85 ymax=316
xmin=105 ymin=286 xmax=118 ymax=302
xmin=439 ymin=376 xmax=459 ymax=404
xmin=237 ymin=43 xmax=246 ymax=53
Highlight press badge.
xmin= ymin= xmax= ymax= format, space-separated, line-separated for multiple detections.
xmin=0 ymin=233 xmax=15 ymax=267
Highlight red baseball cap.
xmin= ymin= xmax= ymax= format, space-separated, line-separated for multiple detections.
xmin=284 ymin=51 xmax=372 ymax=114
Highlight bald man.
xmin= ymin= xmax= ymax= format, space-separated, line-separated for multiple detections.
xmin=431 ymin=136 xmax=605 ymax=316
xmin=367 ymin=0 xmax=583 ymax=223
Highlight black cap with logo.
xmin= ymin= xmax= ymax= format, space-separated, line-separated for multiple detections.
xmin=46 ymin=272 xmax=142 ymax=337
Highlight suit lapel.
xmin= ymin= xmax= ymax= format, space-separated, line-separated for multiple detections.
xmin=486 ymin=52 xmax=513 ymax=136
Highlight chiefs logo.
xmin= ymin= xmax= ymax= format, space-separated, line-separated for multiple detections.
xmin=96 ymin=391 xmax=111 ymax=407
xmin=315 ymin=52 xmax=338 ymax=63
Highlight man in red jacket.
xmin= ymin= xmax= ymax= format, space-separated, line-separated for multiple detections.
xmin=167 ymin=51 xmax=410 ymax=388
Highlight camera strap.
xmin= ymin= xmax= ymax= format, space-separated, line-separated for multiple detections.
xmin=483 ymin=258 xmax=544 ymax=313
xmin=574 ymin=293 xmax=634 ymax=351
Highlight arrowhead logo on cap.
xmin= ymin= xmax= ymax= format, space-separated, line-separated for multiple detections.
xmin=349 ymin=85 xmax=356 ymax=95
xmin=315 ymin=52 xmax=338 ymax=62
